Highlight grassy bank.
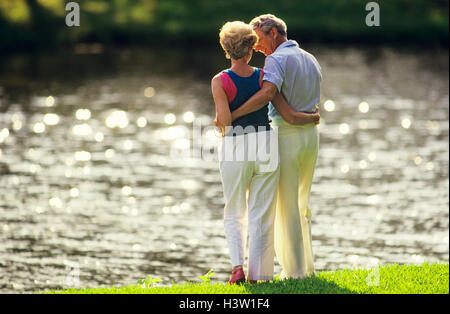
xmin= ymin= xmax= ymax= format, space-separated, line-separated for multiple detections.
xmin=0 ymin=0 xmax=448 ymax=54
xmin=45 ymin=263 xmax=449 ymax=294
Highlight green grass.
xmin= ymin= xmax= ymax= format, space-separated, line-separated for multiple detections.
xmin=45 ymin=262 xmax=449 ymax=294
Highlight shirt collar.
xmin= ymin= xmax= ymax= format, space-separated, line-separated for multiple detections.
xmin=275 ymin=40 xmax=299 ymax=52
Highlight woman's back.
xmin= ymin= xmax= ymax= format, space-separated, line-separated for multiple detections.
xmin=220 ymin=67 xmax=271 ymax=134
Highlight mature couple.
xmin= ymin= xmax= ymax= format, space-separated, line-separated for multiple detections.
xmin=211 ymin=14 xmax=322 ymax=284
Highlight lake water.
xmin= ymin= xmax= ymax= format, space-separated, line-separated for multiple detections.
xmin=0 ymin=44 xmax=448 ymax=293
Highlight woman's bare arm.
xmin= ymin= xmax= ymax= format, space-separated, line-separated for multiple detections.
xmin=211 ymin=75 xmax=232 ymax=136
xmin=271 ymin=92 xmax=320 ymax=125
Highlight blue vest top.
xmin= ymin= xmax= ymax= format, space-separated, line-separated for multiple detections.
xmin=224 ymin=68 xmax=271 ymax=135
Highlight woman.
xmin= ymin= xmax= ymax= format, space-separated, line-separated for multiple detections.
xmin=211 ymin=21 xmax=318 ymax=284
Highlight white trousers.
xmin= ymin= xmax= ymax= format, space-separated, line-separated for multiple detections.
xmin=274 ymin=122 xmax=319 ymax=279
xmin=219 ymin=130 xmax=280 ymax=281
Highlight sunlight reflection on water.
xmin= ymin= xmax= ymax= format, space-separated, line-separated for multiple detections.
xmin=0 ymin=46 xmax=448 ymax=292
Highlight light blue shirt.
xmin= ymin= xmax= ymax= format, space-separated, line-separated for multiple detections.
xmin=263 ymin=40 xmax=322 ymax=119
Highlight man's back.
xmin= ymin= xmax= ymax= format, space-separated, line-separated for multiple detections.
xmin=263 ymin=40 xmax=322 ymax=119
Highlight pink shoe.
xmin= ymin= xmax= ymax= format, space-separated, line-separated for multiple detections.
xmin=228 ymin=267 xmax=245 ymax=285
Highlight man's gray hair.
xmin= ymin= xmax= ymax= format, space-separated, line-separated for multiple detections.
xmin=250 ymin=14 xmax=287 ymax=37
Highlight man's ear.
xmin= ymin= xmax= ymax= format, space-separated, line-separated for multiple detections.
xmin=271 ymin=27 xmax=278 ymax=39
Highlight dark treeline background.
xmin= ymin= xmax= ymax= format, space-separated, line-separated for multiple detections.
xmin=0 ymin=0 xmax=448 ymax=54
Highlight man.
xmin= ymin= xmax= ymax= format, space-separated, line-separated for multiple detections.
xmin=231 ymin=14 xmax=322 ymax=279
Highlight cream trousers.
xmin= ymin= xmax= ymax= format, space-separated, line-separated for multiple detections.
xmin=273 ymin=121 xmax=319 ymax=279
xmin=219 ymin=130 xmax=280 ymax=281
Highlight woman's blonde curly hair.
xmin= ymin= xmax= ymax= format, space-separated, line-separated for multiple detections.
xmin=219 ymin=21 xmax=257 ymax=60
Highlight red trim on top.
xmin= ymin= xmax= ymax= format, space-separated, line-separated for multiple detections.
xmin=259 ymin=68 xmax=264 ymax=88
xmin=219 ymin=72 xmax=237 ymax=103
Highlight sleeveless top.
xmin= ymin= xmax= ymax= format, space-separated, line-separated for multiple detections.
xmin=220 ymin=68 xmax=271 ymax=136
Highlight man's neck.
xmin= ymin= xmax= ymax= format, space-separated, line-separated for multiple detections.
xmin=273 ymin=37 xmax=288 ymax=52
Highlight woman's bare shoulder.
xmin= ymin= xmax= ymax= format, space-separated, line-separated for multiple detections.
xmin=211 ymin=72 xmax=224 ymax=86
